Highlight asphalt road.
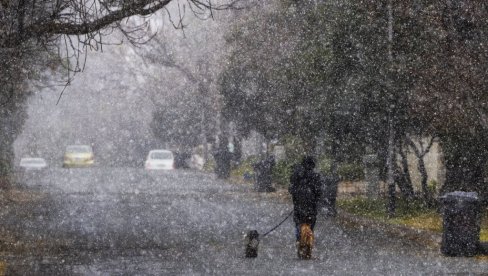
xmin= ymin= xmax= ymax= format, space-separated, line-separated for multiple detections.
xmin=1 ymin=168 xmax=488 ymax=275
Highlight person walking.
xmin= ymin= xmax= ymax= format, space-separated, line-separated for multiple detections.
xmin=253 ymin=154 xmax=276 ymax=192
xmin=213 ymin=139 xmax=232 ymax=179
xmin=289 ymin=156 xmax=322 ymax=259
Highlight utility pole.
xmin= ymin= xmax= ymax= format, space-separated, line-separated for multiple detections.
xmin=386 ymin=0 xmax=396 ymax=218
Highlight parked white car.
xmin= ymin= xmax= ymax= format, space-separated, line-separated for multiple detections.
xmin=145 ymin=150 xmax=175 ymax=170
xmin=19 ymin=157 xmax=48 ymax=170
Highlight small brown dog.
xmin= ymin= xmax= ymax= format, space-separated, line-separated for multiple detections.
xmin=298 ymin=224 xmax=314 ymax=259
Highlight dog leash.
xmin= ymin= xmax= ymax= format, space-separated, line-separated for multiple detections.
xmin=261 ymin=210 xmax=293 ymax=237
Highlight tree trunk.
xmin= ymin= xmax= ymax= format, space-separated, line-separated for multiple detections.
xmin=0 ymin=147 xmax=14 ymax=190
xmin=234 ymin=136 xmax=242 ymax=163
xmin=386 ymin=118 xmax=396 ymax=217
xmin=405 ymin=136 xmax=437 ymax=205
xmin=0 ymin=48 xmax=27 ymax=189
xmin=417 ymin=156 xmax=432 ymax=205
xmin=198 ymin=83 xmax=209 ymax=163
xmin=397 ymin=145 xmax=415 ymax=200
xmin=440 ymin=133 xmax=487 ymax=205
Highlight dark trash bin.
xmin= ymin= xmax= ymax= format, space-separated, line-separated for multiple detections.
xmin=440 ymin=191 xmax=481 ymax=257
xmin=253 ymin=156 xmax=276 ymax=193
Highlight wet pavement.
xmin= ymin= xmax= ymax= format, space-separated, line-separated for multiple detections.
xmin=1 ymin=168 xmax=488 ymax=275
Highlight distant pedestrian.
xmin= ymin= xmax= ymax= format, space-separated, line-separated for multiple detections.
xmin=253 ymin=154 xmax=276 ymax=192
xmin=213 ymin=139 xmax=232 ymax=179
xmin=289 ymin=156 xmax=322 ymax=259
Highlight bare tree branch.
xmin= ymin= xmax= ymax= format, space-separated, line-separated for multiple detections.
xmin=406 ymin=135 xmax=436 ymax=159
xmin=2 ymin=0 xmax=243 ymax=48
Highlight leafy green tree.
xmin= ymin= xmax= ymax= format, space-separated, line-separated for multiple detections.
xmin=222 ymin=0 xmax=488 ymax=203
xmin=394 ymin=1 xmax=488 ymax=201
xmin=220 ymin=1 xmax=394 ymax=167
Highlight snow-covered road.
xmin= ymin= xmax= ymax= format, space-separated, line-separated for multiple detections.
xmin=2 ymin=168 xmax=488 ymax=275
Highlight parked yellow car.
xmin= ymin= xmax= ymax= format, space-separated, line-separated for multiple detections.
xmin=63 ymin=145 xmax=94 ymax=167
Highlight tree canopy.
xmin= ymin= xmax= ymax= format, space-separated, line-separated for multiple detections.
xmin=219 ymin=0 xmax=488 ymax=201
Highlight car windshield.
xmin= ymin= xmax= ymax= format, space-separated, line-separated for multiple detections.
xmin=150 ymin=151 xmax=172 ymax=160
xmin=66 ymin=146 xmax=92 ymax=153
xmin=21 ymin=159 xmax=45 ymax=165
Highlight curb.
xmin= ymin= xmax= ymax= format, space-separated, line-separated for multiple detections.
xmin=335 ymin=210 xmax=442 ymax=250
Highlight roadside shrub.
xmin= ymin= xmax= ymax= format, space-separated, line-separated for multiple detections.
xmin=337 ymin=163 xmax=364 ymax=181
xmin=316 ymin=157 xmax=364 ymax=182
xmin=281 ymin=135 xmax=305 ymax=161
xmin=268 ymin=155 xmax=364 ymax=188
xmin=0 ymin=161 xmax=8 ymax=176
xmin=428 ymin=180 xmax=438 ymax=195
xmin=317 ymin=156 xmax=332 ymax=174
xmin=231 ymin=155 xmax=258 ymax=181
xmin=203 ymin=159 xmax=215 ymax=173
xmin=338 ymin=197 xmax=488 ymax=239
xmin=272 ymin=159 xmax=295 ymax=189
xmin=338 ymin=197 xmax=437 ymax=219
xmin=271 ymin=157 xmax=364 ymax=185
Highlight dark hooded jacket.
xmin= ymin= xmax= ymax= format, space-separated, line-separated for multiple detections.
xmin=288 ymin=157 xmax=322 ymax=225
